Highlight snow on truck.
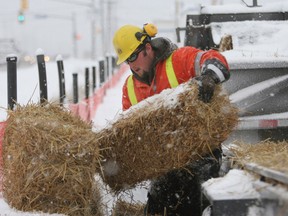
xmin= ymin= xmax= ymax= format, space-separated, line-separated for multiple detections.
xmin=175 ymin=1 xmax=288 ymax=215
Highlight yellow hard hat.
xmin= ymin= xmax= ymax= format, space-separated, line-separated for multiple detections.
xmin=113 ymin=24 xmax=158 ymax=65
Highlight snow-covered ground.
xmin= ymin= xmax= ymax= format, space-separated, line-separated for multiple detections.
xmin=0 ymin=1 xmax=288 ymax=215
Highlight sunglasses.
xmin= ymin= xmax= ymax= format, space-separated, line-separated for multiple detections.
xmin=126 ymin=46 xmax=145 ymax=63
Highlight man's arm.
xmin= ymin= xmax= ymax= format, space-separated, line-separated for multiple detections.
xmin=196 ymin=50 xmax=230 ymax=103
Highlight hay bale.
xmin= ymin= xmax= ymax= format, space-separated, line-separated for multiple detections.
xmin=2 ymin=103 xmax=103 ymax=216
xmin=112 ymin=200 xmax=145 ymax=216
xmin=228 ymin=140 xmax=288 ymax=175
xmin=219 ymin=34 xmax=233 ymax=52
xmin=96 ymin=81 xmax=238 ymax=192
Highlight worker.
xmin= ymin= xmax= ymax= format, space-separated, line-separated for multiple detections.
xmin=113 ymin=23 xmax=230 ymax=216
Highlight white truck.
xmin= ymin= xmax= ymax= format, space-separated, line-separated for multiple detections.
xmin=176 ymin=1 xmax=288 ymax=215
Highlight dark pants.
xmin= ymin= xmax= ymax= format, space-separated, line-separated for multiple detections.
xmin=145 ymin=148 xmax=222 ymax=216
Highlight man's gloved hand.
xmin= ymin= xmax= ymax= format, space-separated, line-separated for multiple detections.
xmin=195 ymin=58 xmax=230 ymax=103
xmin=195 ymin=74 xmax=216 ymax=103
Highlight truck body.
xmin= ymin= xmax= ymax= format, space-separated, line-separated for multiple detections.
xmin=176 ymin=2 xmax=288 ymax=215
xmin=176 ymin=3 xmax=288 ymax=144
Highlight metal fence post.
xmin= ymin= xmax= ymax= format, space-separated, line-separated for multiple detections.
xmin=85 ymin=67 xmax=89 ymax=99
xmin=106 ymin=55 xmax=110 ymax=79
xmin=6 ymin=55 xmax=17 ymax=110
xmin=36 ymin=49 xmax=48 ymax=104
xmin=56 ymin=55 xmax=66 ymax=106
xmin=92 ymin=66 xmax=96 ymax=91
xmin=72 ymin=73 xmax=78 ymax=104
xmin=99 ymin=60 xmax=105 ymax=86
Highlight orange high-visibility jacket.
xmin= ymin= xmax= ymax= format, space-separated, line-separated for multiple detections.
xmin=122 ymin=46 xmax=229 ymax=111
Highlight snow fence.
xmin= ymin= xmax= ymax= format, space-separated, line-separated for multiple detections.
xmin=68 ymin=63 xmax=129 ymax=122
xmin=0 ymin=63 xmax=129 ymax=194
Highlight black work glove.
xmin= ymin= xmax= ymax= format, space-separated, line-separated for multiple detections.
xmin=195 ymin=74 xmax=216 ymax=103
xmin=194 ymin=58 xmax=230 ymax=103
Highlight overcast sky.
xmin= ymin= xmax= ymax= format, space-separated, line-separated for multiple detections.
xmin=0 ymin=0 xmax=285 ymax=59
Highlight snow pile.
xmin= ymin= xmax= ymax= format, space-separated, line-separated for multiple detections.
xmin=202 ymin=169 xmax=259 ymax=200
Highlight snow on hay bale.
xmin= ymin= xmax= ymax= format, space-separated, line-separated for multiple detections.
xmin=2 ymin=104 xmax=103 ymax=216
xmin=96 ymin=81 xmax=239 ymax=192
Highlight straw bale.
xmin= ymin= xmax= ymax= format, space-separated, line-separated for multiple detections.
xmin=2 ymin=103 xmax=103 ymax=216
xmin=112 ymin=200 xmax=145 ymax=216
xmin=219 ymin=34 xmax=233 ymax=52
xmin=96 ymin=81 xmax=238 ymax=192
xmin=228 ymin=140 xmax=288 ymax=175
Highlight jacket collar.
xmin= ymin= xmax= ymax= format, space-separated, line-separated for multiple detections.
xmin=132 ymin=37 xmax=178 ymax=85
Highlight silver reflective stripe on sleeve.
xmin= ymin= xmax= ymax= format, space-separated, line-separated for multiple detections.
xmin=194 ymin=51 xmax=205 ymax=76
xmin=207 ymin=64 xmax=225 ymax=82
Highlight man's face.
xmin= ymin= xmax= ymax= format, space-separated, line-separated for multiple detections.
xmin=127 ymin=43 xmax=154 ymax=78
